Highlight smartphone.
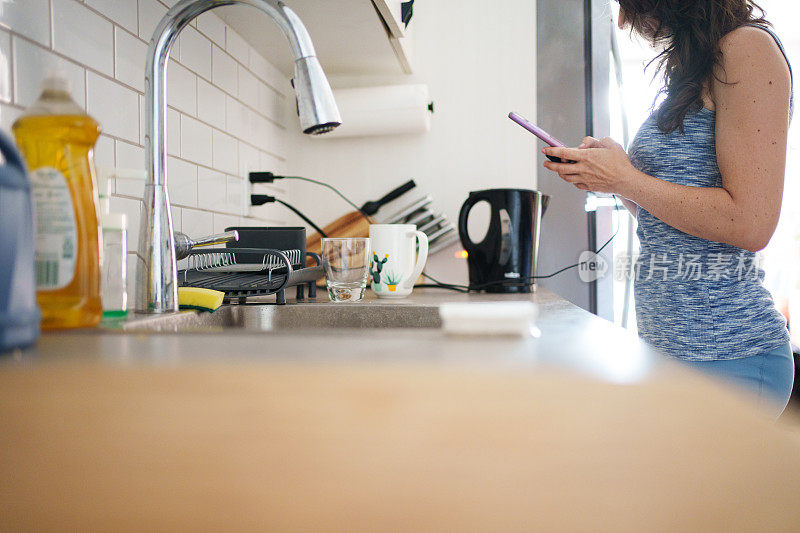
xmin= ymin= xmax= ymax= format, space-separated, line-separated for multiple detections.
xmin=508 ymin=112 xmax=574 ymax=163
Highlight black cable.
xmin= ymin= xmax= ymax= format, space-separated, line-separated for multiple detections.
xmin=416 ymin=195 xmax=623 ymax=292
xmin=250 ymin=172 xmax=371 ymax=222
xmin=275 ymin=199 xmax=328 ymax=237
xmin=250 ymin=194 xmax=328 ymax=237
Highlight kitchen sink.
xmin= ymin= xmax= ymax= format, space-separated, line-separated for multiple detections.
xmin=116 ymin=302 xmax=442 ymax=333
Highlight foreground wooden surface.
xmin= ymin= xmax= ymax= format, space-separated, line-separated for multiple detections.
xmin=2 ymin=361 xmax=800 ymax=531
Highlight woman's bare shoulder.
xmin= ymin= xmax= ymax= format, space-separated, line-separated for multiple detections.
xmin=714 ymin=25 xmax=790 ymax=90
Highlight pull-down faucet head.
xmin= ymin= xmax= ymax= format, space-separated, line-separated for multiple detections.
xmin=293 ymin=56 xmax=341 ymax=134
xmin=137 ymin=0 xmax=340 ymax=313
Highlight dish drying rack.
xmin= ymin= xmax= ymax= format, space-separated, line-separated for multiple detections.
xmin=178 ymin=247 xmax=323 ymax=304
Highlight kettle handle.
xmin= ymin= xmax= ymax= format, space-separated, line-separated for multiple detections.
xmin=458 ymin=192 xmax=490 ymax=252
xmin=0 ymin=131 xmax=27 ymax=175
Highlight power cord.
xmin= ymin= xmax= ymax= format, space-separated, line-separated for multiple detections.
xmin=249 ymin=171 xmax=372 ymax=222
xmin=416 ymin=195 xmax=622 ymax=292
xmin=250 ymin=194 xmax=328 ymax=237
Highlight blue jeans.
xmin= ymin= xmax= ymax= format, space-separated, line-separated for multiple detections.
xmin=684 ymin=342 xmax=795 ymax=418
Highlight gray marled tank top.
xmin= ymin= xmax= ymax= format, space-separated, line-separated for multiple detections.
xmin=628 ymin=25 xmax=791 ymax=361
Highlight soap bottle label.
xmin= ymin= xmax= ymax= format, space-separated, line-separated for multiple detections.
xmin=30 ymin=167 xmax=78 ymax=290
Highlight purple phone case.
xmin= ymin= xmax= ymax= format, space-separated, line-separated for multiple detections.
xmin=508 ymin=112 xmax=566 ymax=147
xmin=508 ymin=112 xmax=576 ymax=164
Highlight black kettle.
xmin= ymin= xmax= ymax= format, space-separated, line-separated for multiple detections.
xmin=458 ymin=188 xmax=549 ymax=293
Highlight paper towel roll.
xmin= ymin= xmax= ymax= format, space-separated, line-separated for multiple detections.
xmin=318 ymin=84 xmax=432 ymax=139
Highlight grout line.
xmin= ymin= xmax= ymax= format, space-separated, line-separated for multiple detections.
xmin=111 ymin=21 xmax=117 ymax=78
xmin=83 ymin=68 xmax=88 ymax=111
xmin=8 ymin=35 xmax=15 ymax=105
xmin=48 ymin=0 xmax=55 ymax=51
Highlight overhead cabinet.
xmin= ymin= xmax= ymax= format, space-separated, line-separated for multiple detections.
xmin=214 ymin=0 xmax=414 ymax=76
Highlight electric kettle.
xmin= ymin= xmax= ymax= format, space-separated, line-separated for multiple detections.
xmin=458 ymin=188 xmax=549 ymax=293
xmin=0 ymin=130 xmax=40 ymax=352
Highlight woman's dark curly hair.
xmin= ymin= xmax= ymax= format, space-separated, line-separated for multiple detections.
xmin=617 ymin=0 xmax=770 ymax=133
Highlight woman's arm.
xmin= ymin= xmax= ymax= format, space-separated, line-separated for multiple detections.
xmin=543 ymin=26 xmax=790 ymax=252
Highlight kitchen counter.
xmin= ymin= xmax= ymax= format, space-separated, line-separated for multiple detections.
xmin=2 ymin=288 xmax=800 ymax=530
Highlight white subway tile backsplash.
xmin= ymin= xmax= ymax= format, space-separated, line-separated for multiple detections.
xmin=180 ymin=114 xmax=213 ymax=167
xmin=258 ymin=83 xmax=285 ymax=125
xmin=0 ymin=29 xmax=11 ymax=103
xmin=238 ymin=140 xmax=260 ymax=178
xmin=138 ymin=0 xmax=168 ymax=41
xmin=178 ymin=26 xmax=212 ymax=81
xmin=87 ymin=0 xmax=138 ymax=35
xmin=168 ymin=108 xmax=181 ymax=156
xmin=166 ymin=59 xmax=197 ymax=116
xmin=94 ymin=134 xmax=116 ymax=169
xmin=114 ymin=140 xmax=145 ymax=198
xmin=197 ymin=167 xmax=227 ymax=212
xmin=0 ymin=0 xmax=50 ymax=47
xmin=226 ymin=175 xmax=243 ymax=215
xmin=114 ymin=27 xmax=147 ymax=92
xmin=181 ymin=208 xmax=214 ymax=237
xmin=225 ymin=94 xmax=245 ymax=139
xmin=248 ymin=48 xmax=287 ymax=96
xmin=87 ymin=72 xmax=139 ymax=143
xmin=197 ymin=78 xmax=225 ymax=130
xmin=212 ymin=129 xmax=238 ymax=175
xmin=13 ymin=37 xmax=86 ymax=109
xmin=53 ymin=0 xmax=114 ymax=77
xmin=116 ymin=140 xmax=144 ymax=171
xmin=259 ymin=150 xmax=285 ymax=175
xmin=237 ymin=65 xmax=258 ymax=107
xmin=225 ymin=28 xmax=249 ymax=65
xmin=213 ymin=213 xmax=240 ymax=234
xmin=171 ymin=206 xmax=182 ymax=233
xmin=195 ymin=13 xmax=225 ymax=45
xmin=138 ymin=94 xmax=145 ymax=144
xmin=0 ymin=103 xmax=23 ymax=133
xmin=167 ymin=156 xmax=197 ymax=207
xmin=212 ymin=45 xmax=237 ymax=96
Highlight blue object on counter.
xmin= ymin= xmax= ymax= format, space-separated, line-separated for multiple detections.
xmin=0 ymin=130 xmax=40 ymax=353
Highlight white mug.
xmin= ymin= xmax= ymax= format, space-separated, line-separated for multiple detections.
xmin=369 ymin=224 xmax=429 ymax=298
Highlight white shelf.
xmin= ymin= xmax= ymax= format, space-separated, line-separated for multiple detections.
xmin=214 ymin=0 xmax=413 ymax=77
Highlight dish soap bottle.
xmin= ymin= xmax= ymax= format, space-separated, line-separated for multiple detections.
xmin=12 ymin=76 xmax=103 ymax=329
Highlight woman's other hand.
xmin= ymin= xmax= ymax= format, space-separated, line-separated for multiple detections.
xmin=542 ymin=136 xmax=638 ymax=194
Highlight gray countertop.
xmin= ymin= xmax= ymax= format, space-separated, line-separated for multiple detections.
xmin=8 ymin=287 xmax=666 ymax=384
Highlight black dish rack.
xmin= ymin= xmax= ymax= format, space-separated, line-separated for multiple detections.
xmin=178 ymin=247 xmax=323 ymax=304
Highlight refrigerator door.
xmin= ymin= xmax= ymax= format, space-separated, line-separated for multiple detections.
xmin=536 ymin=0 xmax=614 ymax=319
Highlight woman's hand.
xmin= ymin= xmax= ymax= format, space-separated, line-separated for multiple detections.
xmin=542 ymin=136 xmax=638 ymax=195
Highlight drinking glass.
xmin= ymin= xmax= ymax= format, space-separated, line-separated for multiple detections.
xmin=321 ymin=238 xmax=371 ymax=302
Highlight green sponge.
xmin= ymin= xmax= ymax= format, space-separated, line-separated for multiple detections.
xmin=178 ymin=287 xmax=225 ymax=312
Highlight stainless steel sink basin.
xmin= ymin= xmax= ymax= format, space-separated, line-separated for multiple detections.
xmin=117 ymin=302 xmax=442 ymax=333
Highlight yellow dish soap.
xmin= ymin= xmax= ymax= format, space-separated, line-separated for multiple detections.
xmin=12 ymin=76 xmax=103 ymax=329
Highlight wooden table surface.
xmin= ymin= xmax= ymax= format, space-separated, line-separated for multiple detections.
xmin=2 ymin=290 xmax=800 ymax=531
xmin=2 ymin=361 xmax=800 ymax=531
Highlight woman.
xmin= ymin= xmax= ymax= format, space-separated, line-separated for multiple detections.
xmin=542 ymin=0 xmax=794 ymax=416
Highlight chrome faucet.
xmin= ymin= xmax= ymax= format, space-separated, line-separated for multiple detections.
xmin=136 ymin=0 xmax=340 ymax=313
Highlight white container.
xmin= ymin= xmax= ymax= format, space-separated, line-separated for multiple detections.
xmin=439 ymin=302 xmax=539 ymax=337
xmin=101 ymin=213 xmax=127 ymax=316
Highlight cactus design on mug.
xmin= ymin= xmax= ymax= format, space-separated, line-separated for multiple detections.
xmin=383 ymin=270 xmax=402 ymax=292
xmin=371 ymin=253 xmax=389 ymax=287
